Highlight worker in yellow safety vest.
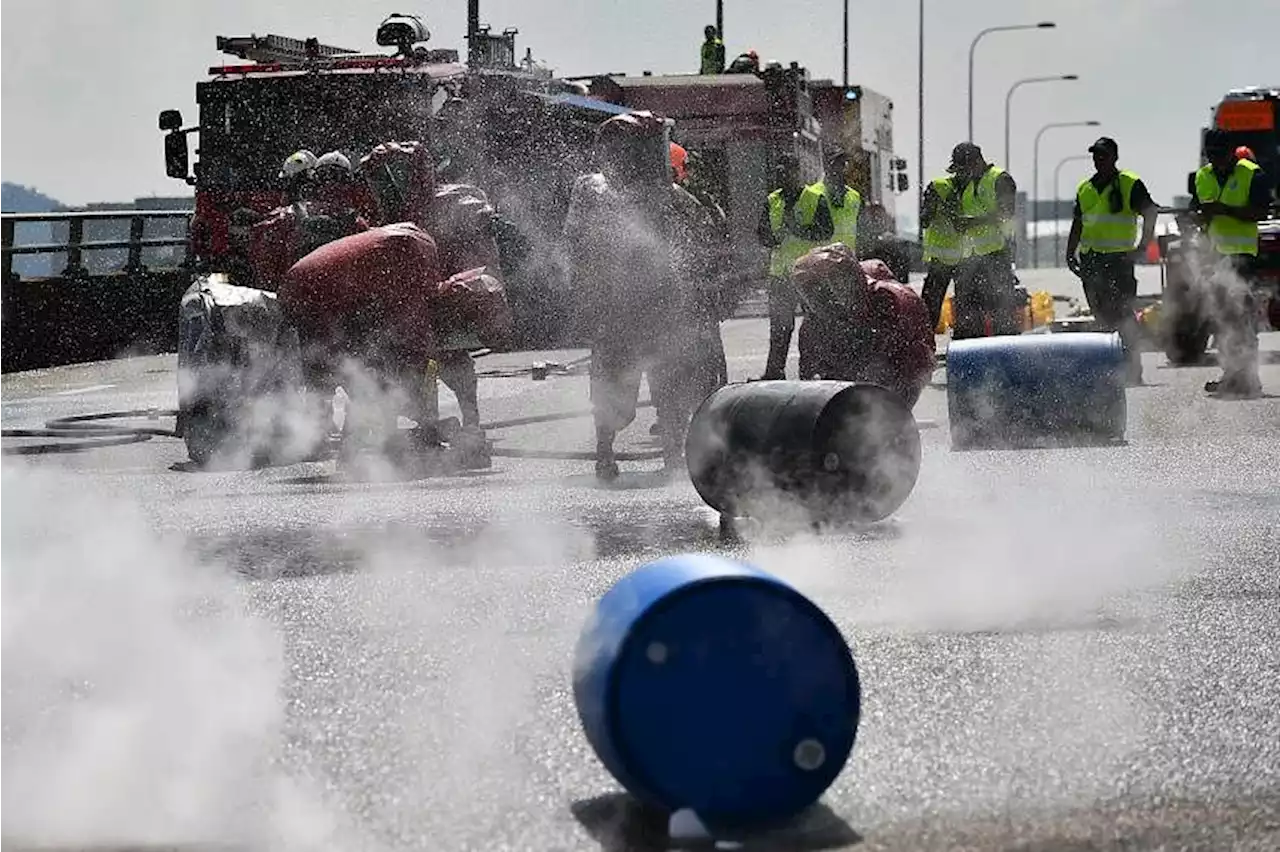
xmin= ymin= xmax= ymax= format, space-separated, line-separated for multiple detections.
xmin=700 ymin=26 xmax=725 ymax=75
xmin=757 ymin=151 xmax=834 ymax=378
xmin=1191 ymin=129 xmax=1273 ymax=398
xmin=796 ymin=148 xmax=862 ymax=252
xmin=919 ymin=172 xmax=965 ymax=332
xmin=1064 ymin=136 xmax=1159 ymax=385
xmin=949 ymin=142 xmax=1020 ymax=339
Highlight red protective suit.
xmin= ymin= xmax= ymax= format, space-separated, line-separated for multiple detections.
xmin=247 ymin=202 xmax=370 ymax=290
xmin=794 ymin=248 xmax=936 ymax=407
xmin=277 ymin=222 xmax=442 ymax=364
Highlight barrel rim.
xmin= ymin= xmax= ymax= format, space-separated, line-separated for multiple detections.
xmin=808 ymin=382 xmax=923 ymax=523
xmin=603 ymin=573 xmax=862 ymax=821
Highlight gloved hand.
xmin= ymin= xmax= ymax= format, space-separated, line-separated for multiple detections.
xmin=1065 ymin=253 xmax=1082 ymax=275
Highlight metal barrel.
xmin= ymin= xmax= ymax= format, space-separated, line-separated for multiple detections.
xmin=684 ymin=380 xmax=922 ymax=524
xmin=572 ymin=554 xmax=861 ymax=828
xmin=945 ymin=331 xmax=1127 ymax=450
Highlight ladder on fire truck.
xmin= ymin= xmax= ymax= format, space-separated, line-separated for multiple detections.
xmin=215 ymin=33 xmax=359 ymax=64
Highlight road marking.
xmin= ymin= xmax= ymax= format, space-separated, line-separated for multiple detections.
xmin=52 ymin=384 xmax=116 ymax=396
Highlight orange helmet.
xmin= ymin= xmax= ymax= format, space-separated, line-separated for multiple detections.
xmin=1235 ymin=145 xmax=1256 ymax=162
xmin=669 ymin=143 xmax=689 ymax=182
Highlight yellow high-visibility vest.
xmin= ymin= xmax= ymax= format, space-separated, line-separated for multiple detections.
xmin=768 ymin=187 xmax=823 ymax=277
xmin=960 ymin=166 xmax=1008 ymax=257
xmin=1077 ymin=170 xmax=1141 ymax=254
xmin=797 ymin=181 xmax=861 ymax=252
xmin=700 ymin=38 xmax=725 ymax=74
xmin=923 ymin=176 xmax=964 ymax=265
xmin=1195 ymin=160 xmax=1260 ymax=256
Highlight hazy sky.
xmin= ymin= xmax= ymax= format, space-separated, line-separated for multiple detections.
xmin=2 ymin=0 xmax=1275 ymax=220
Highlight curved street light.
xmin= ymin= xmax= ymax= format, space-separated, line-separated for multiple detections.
xmin=1033 ymin=120 xmax=1100 ymax=267
xmin=1053 ymin=154 xmax=1094 ymax=266
xmin=1005 ymin=74 xmax=1079 ymax=169
xmin=967 ymin=21 xmax=1056 ymax=142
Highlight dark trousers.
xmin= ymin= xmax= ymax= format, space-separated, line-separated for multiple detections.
xmin=765 ymin=275 xmax=799 ymax=378
xmin=1079 ymin=251 xmax=1143 ymax=379
xmin=952 ymin=250 xmax=1019 ymax=339
xmin=591 ymin=330 xmax=688 ymax=463
xmin=920 ymin=262 xmax=957 ymax=332
xmin=1208 ymin=254 xmax=1261 ymax=383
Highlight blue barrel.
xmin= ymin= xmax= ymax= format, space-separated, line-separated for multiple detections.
xmin=684 ymin=381 xmax=921 ymax=525
xmin=945 ymin=331 xmax=1127 ymax=449
xmin=573 ymin=554 xmax=861 ymax=828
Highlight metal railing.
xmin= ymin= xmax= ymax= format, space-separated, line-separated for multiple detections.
xmin=2 ymin=209 xmax=192 ymax=282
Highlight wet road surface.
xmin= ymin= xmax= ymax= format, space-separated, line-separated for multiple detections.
xmin=4 ymin=272 xmax=1280 ymax=850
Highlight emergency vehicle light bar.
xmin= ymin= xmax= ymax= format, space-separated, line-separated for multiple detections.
xmin=1215 ymin=99 xmax=1276 ymax=132
xmin=216 ymin=33 xmax=358 ymax=64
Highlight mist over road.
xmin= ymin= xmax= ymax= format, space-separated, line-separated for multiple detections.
xmin=4 ymin=270 xmax=1279 ymax=850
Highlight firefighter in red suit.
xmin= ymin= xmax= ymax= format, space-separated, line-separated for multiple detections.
xmin=248 ymin=151 xmax=371 ymax=290
xmin=276 ymin=141 xmax=511 ymax=463
xmin=361 ymin=141 xmax=511 ymax=454
xmin=792 ymin=243 xmax=936 ymax=408
xmin=564 ymin=112 xmax=687 ymax=481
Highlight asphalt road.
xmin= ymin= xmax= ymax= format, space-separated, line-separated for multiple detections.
xmin=3 ymin=267 xmax=1280 ymax=851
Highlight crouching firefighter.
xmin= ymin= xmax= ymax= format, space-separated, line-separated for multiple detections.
xmin=564 ymin=111 xmax=686 ymax=481
xmin=361 ymin=139 xmax=515 ymax=462
xmin=276 ymin=141 xmax=511 ymax=467
xmin=248 ymin=150 xmax=371 ymax=290
xmin=792 ymin=243 xmax=936 ymax=408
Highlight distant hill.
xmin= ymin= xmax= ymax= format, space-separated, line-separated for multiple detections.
xmin=1 ymin=182 xmax=66 ymax=213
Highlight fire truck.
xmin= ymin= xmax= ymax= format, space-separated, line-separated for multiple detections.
xmin=1158 ymin=85 xmax=1280 ymax=364
xmin=584 ymin=67 xmax=911 ymax=284
xmin=158 ymin=5 xmax=912 ymax=349
xmin=157 ymin=8 xmax=628 ymax=347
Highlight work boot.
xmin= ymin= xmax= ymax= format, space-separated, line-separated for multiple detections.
xmin=452 ymin=426 xmax=492 ymax=470
xmin=1125 ymin=359 xmax=1145 ymax=387
xmin=595 ymin=426 xmax=620 ymax=481
xmin=595 ymin=456 xmax=620 ymax=482
xmin=1205 ymin=372 xmax=1262 ymax=399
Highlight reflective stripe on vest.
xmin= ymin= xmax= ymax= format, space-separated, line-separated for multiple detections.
xmin=700 ymin=38 xmax=724 ymax=74
xmin=1077 ymin=170 xmax=1141 ymax=254
xmin=1195 ymin=160 xmax=1260 ymax=256
xmin=768 ymin=188 xmax=822 ymax=277
xmin=923 ymin=177 xmax=964 ymax=264
xmin=960 ymin=166 xmax=1007 ymax=257
xmin=797 ymin=181 xmax=861 ymax=251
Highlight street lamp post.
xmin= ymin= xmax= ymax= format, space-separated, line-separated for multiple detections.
xmin=1053 ymin=154 xmax=1092 ymax=266
xmin=917 ymin=0 xmax=925 ymax=241
xmin=967 ymin=21 xmax=1056 ymax=143
xmin=1005 ymin=74 xmax=1078 ymax=168
xmin=843 ymin=0 xmax=850 ymax=88
xmin=1033 ymin=120 xmax=1100 ymax=268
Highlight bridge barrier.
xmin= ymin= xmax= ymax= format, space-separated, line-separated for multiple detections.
xmin=2 ymin=210 xmax=192 ymax=373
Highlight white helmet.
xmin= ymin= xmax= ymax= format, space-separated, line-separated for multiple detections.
xmin=314 ymin=150 xmax=354 ymax=178
xmin=279 ymin=149 xmax=318 ymax=180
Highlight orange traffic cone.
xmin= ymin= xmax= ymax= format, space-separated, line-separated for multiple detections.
xmin=1145 ymin=241 xmax=1160 ymax=264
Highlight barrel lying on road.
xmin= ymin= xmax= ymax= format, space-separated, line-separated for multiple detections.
xmin=684 ymin=380 xmax=922 ymax=529
xmin=945 ymin=331 xmax=1128 ymax=450
xmin=572 ymin=554 xmax=861 ymax=830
